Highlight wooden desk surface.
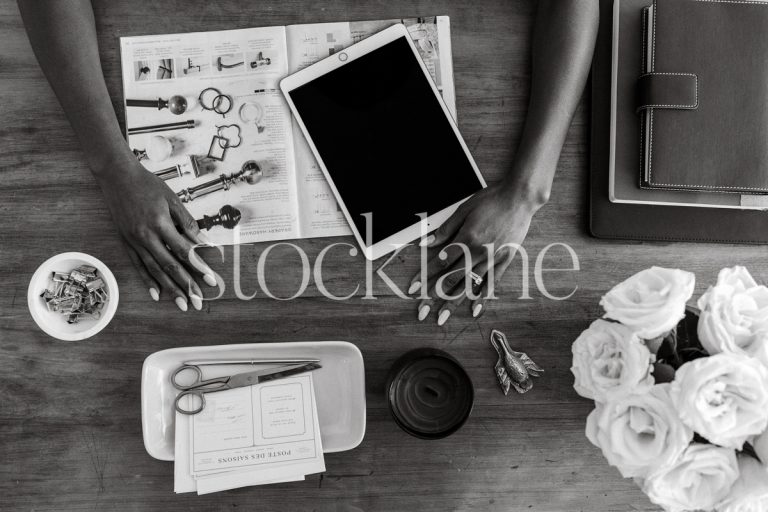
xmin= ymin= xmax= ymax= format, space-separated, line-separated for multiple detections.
xmin=1 ymin=1 xmax=766 ymax=510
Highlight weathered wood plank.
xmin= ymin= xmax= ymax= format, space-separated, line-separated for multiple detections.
xmin=0 ymin=0 xmax=764 ymax=510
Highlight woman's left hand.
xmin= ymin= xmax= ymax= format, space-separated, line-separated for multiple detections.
xmin=407 ymin=181 xmax=544 ymax=325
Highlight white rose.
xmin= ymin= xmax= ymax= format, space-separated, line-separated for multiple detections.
xmin=752 ymin=341 xmax=768 ymax=373
xmin=643 ymin=443 xmax=739 ymax=512
xmin=600 ymin=267 xmax=695 ymax=339
xmin=753 ymin=430 xmax=768 ymax=469
xmin=670 ymin=353 xmax=768 ymax=449
xmin=717 ymin=455 xmax=768 ymax=512
xmin=698 ymin=266 xmax=768 ymax=361
xmin=571 ymin=319 xmax=655 ymax=402
xmin=585 ymin=384 xmax=692 ymax=478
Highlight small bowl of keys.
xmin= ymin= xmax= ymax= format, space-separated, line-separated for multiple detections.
xmin=27 ymin=252 xmax=119 ymax=341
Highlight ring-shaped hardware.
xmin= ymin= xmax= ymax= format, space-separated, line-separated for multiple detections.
xmin=239 ymin=102 xmax=264 ymax=125
xmin=469 ymin=271 xmax=484 ymax=287
xmin=175 ymin=389 xmax=205 ymax=415
xmin=198 ymin=87 xmax=223 ymax=111
xmin=212 ymin=94 xmax=233 ymax=116
xmin=207 ymin=136 xmax=229 ymax=161
xmin=171 ymin=364 xmax=202 ymax=390
xmin=216 ymin=124 xmax=242 ymax=148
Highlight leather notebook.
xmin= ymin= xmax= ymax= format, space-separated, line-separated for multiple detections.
xmin=639 ymin=0 xmax=768 ymax=194
xmin=590 ymin=0 xmax=768 ymax=244
xmin=610 ymin=0 xmax=759 ymax=210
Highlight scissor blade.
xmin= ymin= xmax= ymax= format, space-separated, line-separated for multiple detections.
xmin=183 ymin=358 xmax=320 ymax=366
xmin=227 ymin=363 xmax=322 ymax=389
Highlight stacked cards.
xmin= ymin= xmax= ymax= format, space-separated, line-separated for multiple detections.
xmin=174 ymin=373 xmax=325 ymax=494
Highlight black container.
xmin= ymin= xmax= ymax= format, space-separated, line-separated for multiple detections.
xmin=386 ymin=348 xmax=474 ymax=440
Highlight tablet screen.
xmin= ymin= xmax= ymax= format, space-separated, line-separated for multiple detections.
xmin=287 ymin=35 xmax=483 ymax=246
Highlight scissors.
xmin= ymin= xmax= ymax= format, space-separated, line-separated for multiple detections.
xmin=171 ymin=362 xmax=322 ymax=415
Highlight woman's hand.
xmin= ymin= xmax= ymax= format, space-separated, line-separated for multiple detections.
xmin=402 ymin=0 xmax=599 ymax=326
xmin=408 ymin=181 xmax=545 ymax=325
xmin=95 ymin=154 xmax=217 ymax=311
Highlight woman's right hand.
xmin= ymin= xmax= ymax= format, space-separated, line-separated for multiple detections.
xmin=18 ymin=0 xmax=218 ymax=312
xmin=94 ymin=154 xmax=217 ymax=311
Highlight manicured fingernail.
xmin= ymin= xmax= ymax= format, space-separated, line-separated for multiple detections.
xmin=408 ymin=281 xmax=421 ymax=295
xmin=190 ymin=294 xmax=203 ymax=311
xmin=418 ymin=305 xmax=430 ymax=321
xmin=472 ymin=303 xmax=483 ymax=318
xmin=189 ymin=253 xmax=215 ymax=281
xmin=203 ymin=274 xmax=217 ymax=287
xmin=196 ymin=231 xmax=213 ymax=246
xmin=437 ymin=309 xmax=451 ymax=326
xmin=419 ymin=234 xmax=435 ymax=247
xmin=175 ymin=297 xmax=188 ymax=312
xmin=149 ymin=288 xmax=159 ymax=302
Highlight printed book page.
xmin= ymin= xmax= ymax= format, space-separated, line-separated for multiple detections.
xmin=119 ymin=26 xmax=301 ymax=245
xmin=120 ymin=16 xmax=456 ymax=244
xmin=285 ymin=16 xmax=455 ymax=238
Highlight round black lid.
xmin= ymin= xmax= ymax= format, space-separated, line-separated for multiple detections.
xmin=386 ymin=348 xmax=474 ymax=440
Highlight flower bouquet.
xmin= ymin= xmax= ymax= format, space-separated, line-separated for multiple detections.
xmin=572 ymin=266 xmax=768 ymax=512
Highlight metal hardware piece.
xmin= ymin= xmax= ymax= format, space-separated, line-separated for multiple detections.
xmin=127 ymin=120 xmax=195 ymax=135
xmin=216 ymin=56 xmax=244 ymax=71
xmin=126 ymin=95 xmax=187 ymax=115
xmin=198 ymin=87 xmax=232 ymax=117
xmin=183 ymin=57 xmax=201 ymax=75
xmin=489 ymin=329 xmax=544 ymax=395
xmin=177 ymin=160 xmax=262 ymax=203
xmin=197 ymin=205 xmax=242 ymax=231
xmin=152 ymin=164 xmax=185 ymax=181
xmin=40 ymin=265 xmax=108 ymax=324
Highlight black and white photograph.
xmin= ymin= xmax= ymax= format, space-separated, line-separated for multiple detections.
xmin=213 ymin=52 xmax=246 ymax=74
xmin=133 ymin=58 xmax=175 ymax=81
xmin=3 ymin=0 xmax=768 ymax=511
xmin=247 ymin=50 xmax=273 ymax=70
xmin=177 ymin=56 xmax=211 ymax=77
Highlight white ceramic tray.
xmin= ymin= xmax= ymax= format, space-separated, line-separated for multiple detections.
xmin=141 ymin=341 xmax=366 ymax=460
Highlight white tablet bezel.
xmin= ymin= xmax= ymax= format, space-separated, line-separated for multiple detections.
xmin=280 ymin=23 xmax=486 ymax=260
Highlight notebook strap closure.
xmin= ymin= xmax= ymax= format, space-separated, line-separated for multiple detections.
xmin=635 ymin=72 xmax=698 ymax=113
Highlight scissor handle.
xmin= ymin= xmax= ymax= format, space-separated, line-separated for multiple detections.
xmin=171 ymin=365 xmax=203 ymax=390
xmin=174 ymin=389 xmax=205 ymax=415
xmin=171 ymin=364 xmax=230 ymax=391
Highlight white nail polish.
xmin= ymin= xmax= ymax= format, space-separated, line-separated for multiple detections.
xmin=419 ymin=234 xmax=436 ymax=247
xmin=196 ymin=231 xmax=213 ymax=246
xmin=437 ymin=309 xmax=451 ymax=326
xmin=408 ymin=281 xmax=421 ymax=295
xmin=203 ymin=274 xmax=217 ymax=287
xmin=175 ymin=297 xmax=188 ymax=312
xmin=473 ymin=303 xmax=483 ymax=318
xmin=418 ymin=305 xmax=430 ymax=321
xmin=149 ymin=288 xmax=159 ymax=302
xmin=190 ymin=294 xmax=203 ymax=311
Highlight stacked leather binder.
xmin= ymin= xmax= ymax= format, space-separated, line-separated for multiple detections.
xmin=591 ymin=0 xmax=768 ymax=243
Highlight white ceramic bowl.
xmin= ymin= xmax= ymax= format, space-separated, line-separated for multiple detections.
xmin=27 ymin=252 xmax=119 ymax=341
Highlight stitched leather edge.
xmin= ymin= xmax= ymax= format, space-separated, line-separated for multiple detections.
xmin=589 ymin=229 xmax=768 ymax=244
xmin=639 ymin=6 xmax=648 ymax=187
xmin=696 ymin=0 xmax=768 ymax=5
xmin=636 ymin=72 xmax=698 ymax=110
xmin=591 ymin=0 xmax=768 ymax=245
xmin=647 ymin=0 xmax=768 ymax=192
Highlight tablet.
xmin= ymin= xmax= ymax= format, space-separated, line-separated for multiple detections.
xmin=280 ymin=23 xmax=486 ymax=260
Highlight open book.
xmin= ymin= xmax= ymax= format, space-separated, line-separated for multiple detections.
xmin=119 ymin=17 xmax=456 ymax=245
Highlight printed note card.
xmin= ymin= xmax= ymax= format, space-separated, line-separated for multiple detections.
xmin=189 ymin=373 xmax=324 ymax=476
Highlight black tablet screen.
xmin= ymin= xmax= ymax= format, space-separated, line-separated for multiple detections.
xmin=288 ymin=35 xmax=483 ymax=246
